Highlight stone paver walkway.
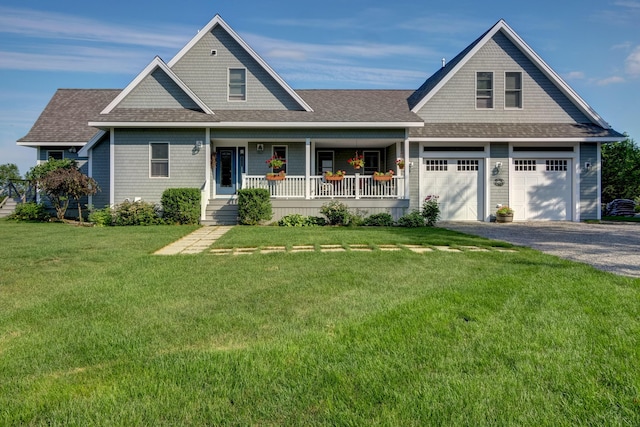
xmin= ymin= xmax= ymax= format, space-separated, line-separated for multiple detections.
xmin=154 ymin=226 xmax=519 ymax=256
xmin=154 ymin=226 xmax=233 ymax=255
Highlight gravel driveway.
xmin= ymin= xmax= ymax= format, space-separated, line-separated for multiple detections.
xmin=439 ymin=221 xmax=640 ymax=278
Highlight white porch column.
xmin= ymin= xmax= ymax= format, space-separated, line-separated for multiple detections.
xmin=403 ymin=132 xmax=410 ymax=200
xmin=109 ymin=127 xmax=115 ymax=206
xmin=305 ymin=138 xmax=311 ymax=199
xmin=201 ymin=128 xmax=211 ymax=221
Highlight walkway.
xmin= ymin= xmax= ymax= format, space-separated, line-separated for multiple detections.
xmin=154 ymin=226 xmax=517 ymax=256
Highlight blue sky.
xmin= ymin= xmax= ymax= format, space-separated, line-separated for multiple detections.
xmin=1 ymin=0 xmax=639 ymax=175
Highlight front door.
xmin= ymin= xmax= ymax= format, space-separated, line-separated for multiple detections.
xmin=216 ymin=148 xmax=236 ymax=195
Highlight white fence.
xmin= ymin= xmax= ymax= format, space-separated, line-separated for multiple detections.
xmin=242 ymin=174 xmax=405 ymax=199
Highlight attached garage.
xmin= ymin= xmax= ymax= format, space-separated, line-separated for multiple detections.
xmin=422 ymin=158 xmax=484 ymax=221
xmin=510 ymin=158 xmax=573 ymax=220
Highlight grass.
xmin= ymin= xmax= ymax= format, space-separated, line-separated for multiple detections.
xmin=1 ymin=220 xmax=639 ymax=425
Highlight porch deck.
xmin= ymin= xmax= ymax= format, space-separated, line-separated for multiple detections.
xmin=242 ymin=174 xmax=405 ymax=199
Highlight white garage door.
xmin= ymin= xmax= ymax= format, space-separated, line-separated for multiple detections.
xmin=422 ymin=159 xmax=483 ymax=221
xmin=511 ymin=159 xmax=572 ymax=220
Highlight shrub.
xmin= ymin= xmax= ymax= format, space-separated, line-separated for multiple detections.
xmin=88 ymin=206 xmax=113 ymax=227
xmin=421 ymin=195 xmax=441 ymax=226
xmin=161 ymin=188 xmax=201 ymax=225
xmin=363 ymin=212 xmax=394 ymax=227
xmin=397 ymin=210 xmax=425 ymax=227
xmin=112 ymin=200 xmax=162 ymax=226
xmin=278 ymin=214 xmax=327 ymax=227
xmin=320 ymin=201 xmax=352 ymax=226
xmin=237 ymin=188 xmax=272 ymax=225
xmin=8 ymin=202 xmax=49 ymax=222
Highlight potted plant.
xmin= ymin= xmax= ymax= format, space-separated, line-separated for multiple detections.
xmin=496 ymin=205 xmax=514 ymax=222
xmin=348 ymin=152 xmax=365 ymax=169
xmin=266 ymin=170 xmax=286 ymax=181
xmin=324 ymin=170 xmax=346 ymax=181
xmin=373 ymin=169 xmax=394 ymax=181
xmin=265 ymin=154 xmax=286 ymax=180
xmin=396 ymin=158 xmax=405 ymax=169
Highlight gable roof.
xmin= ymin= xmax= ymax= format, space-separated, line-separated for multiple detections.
xmin=100 ymin=56 xmax=213 ymax=115
xmin=17 ymin=89 xmax=120 ymax=147
xmin=408 ymin=19 xmax=611 ymax=129
xmin=167 ymin=14 xmax=313 ymax=113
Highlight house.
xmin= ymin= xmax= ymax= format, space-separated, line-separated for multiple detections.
xmin=17 ymin=15 xmax=623 ymax=223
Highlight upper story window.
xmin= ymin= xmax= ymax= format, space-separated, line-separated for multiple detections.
xmin=505 ymin=72 xmax=522 ymax=109
xmin=150 ymin=142 xmax=169 ymax=178
xmin=228 ymin=68 xmax=246 ymax=101
xmin=476 ymin=72 xmax=493 ymax=109
xmin=47 ymin=150 xmax=64 ymax=160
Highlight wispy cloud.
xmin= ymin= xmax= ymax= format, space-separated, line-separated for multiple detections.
xmin=596 ymin=76 xmax=625 ymax=86
xmin=625 ymin=46 xmax=640 ymax=76
xmin=614 ymin=1 xmax=640 ymax=8
xmin=564 ymin=71 xmax=585 ymax=80
xmin=0 ymin=6 xmax=191 ymax=48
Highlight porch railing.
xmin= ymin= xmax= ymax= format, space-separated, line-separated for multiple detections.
xmin=242 ymin=174 xmax=405 ymax=199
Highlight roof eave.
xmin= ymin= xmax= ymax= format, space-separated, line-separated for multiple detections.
xmin=88 ymin=121 xmax=425 ymax=129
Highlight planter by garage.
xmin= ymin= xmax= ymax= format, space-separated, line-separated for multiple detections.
xmin=496 ymin=213 xmax=513 ymax=223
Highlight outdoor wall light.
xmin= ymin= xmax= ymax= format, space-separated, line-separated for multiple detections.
xmin=195 ymin=140 xmax=203 ymax=150
xmin=495 ymin=161 xmax=502 ymax=170
xmin=256 ymin=144 xmax=264 ymax=152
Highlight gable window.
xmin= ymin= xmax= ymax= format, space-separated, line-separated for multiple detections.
xmin=150 ymin=142 xmax=169 ymax=178
xmin=476 ymin=72 xmax=493 ymax=109
xmin=505 ymin=72 xmax=522 ymax=108
xmin=272 ymin=145 xmax=287 ymax=173
xmin=228 ymin=68 xmax=246 ymax=101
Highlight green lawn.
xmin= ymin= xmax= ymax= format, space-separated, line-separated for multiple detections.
xmin=1 ymin=220 xmax=639 ymax=426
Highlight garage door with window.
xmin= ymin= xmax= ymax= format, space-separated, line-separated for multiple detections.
xmin=422 ymin=159 xmax=484 ymax=221
xmin=511 ymin=159 xmax=572 ymax=220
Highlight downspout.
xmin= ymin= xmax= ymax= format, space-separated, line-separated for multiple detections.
xmin=109 ymin=128 xmax=115 ymax=206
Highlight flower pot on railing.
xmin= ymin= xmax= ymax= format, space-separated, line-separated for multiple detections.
xmin=373 ymin=175 xmax=392 ymax=182
xmin=325 ymin=175 xmax=344 ymax=181
xmin=266 ymin=172 xmax=286 ymax=181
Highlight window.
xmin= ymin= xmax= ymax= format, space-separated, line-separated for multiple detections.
xmin=424 ymin=160 xmax=448 ymax=171
xmin=272 ymin=145 xmax=287 ymax=173
xmin=476 ymin=72 xmax=493 ymax=108
xmin=228 ymin=68 xmax=246 ymax=101
xmin=150 ymin=142 xmax=169 ymax=177
xmin=47 ymin=150 xmax=64 ymax=160
xmin=363 ymin=151 xmax=380 ymax=175
xmin=514 ymin=160 xmax=536 ymax=171
xmin=505 ymin=72 xmax=522 ymax=108
xmin=457 ymin=160 xmax=479 ymax=171
xmin=316 ymin=151 xmax=334 ymax=175
xmin=546 ymin=160 xmax=567 ymax=172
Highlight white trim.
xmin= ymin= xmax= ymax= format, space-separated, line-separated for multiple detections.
xmin=202 ymin=128 xmax=211 ymax=221
xmin=100 ymin=57 xmax=213 ymax=115
xmin=167 ymin=15 xmax=313 ymax=112
xmin=149 ymin=141 xmax=170 ymax=179
xmin=575 ymin=144 xmax=581 ymax=222
xmin=420 ymin=141 xmax=490 ymax=159
xmin=410 ymin=20 xmax=611 ymax=129
xmin=109 ymin=128 xmax=115 ymax=206
xmin=305 ymin=138 xmax=311 ymax=200
xmin=78 ymin=130 xmax=107 ymax=157
xmin=596 ymin=143 xmax=602 ymax=220
xmin=509 ymin=142 xmax=579 ymax=159
xmin=89 ymin=121 xmax=425 ymax=129
xmin=18 ymin=141 xmax=86 ymax=147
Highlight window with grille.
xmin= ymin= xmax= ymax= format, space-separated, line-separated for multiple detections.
xmin=424 ymin=159 xmax=448 ymax=171
xmin=150 ymin=142 xmax=169 ymax=177
xmin=505 ymin=72 xmax=522 ymax=108
xmin=514 ymin=160 xmax=536 ymax=171
xmin=476 ymin=72 xmax=493 ymax=109
xmin=457 ymin=160 xmax=479 ymax=171
xmin=228 ymin=68 xmax=246 ymax=101
xmin=546 ymin=160 xmax=567 ymax=171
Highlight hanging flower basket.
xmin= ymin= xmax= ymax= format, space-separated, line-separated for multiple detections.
xmin=396 ymin=159 xmax=405 ymax=169
xmin=348 ymin=152 xmax=365 ymax=170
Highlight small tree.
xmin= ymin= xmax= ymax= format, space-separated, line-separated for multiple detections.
xmin=33 ymin=161 xmax=98 ymax=221
xmin=601 ymin=136 xmax=640 ymax=203
xmin=0 ymin=163 xmax=21 ymax=197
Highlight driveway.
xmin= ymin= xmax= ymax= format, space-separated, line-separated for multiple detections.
xmin=439 ymin=221 xmax=640 ymax=278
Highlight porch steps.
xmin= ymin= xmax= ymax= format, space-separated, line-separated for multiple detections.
xmin=202 ymin=199 xmax=238 ymax=226
xmin=0 ymin=198 xmax=18 ymax=218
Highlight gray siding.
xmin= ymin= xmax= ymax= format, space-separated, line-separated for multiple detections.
xmin=91 ymin=136 xmax=111 ymax=208
xmin=171 ymin=25 xmax=302 ymax=111
xmin=580 ymin=142 xmax=599 ymax=219
xmin=119 ymin=68 xmax=201 ymax=109
xmin=113 ymin=128 xmax=206 ymax=203
xmin=417 ymin=31 xmax=590 ymax=124
xmin=489 ymin=142 xmax=509 ymax=213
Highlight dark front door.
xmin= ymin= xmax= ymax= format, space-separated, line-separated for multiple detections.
xmin=216 ymin=148 xmax=236 ymax=195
